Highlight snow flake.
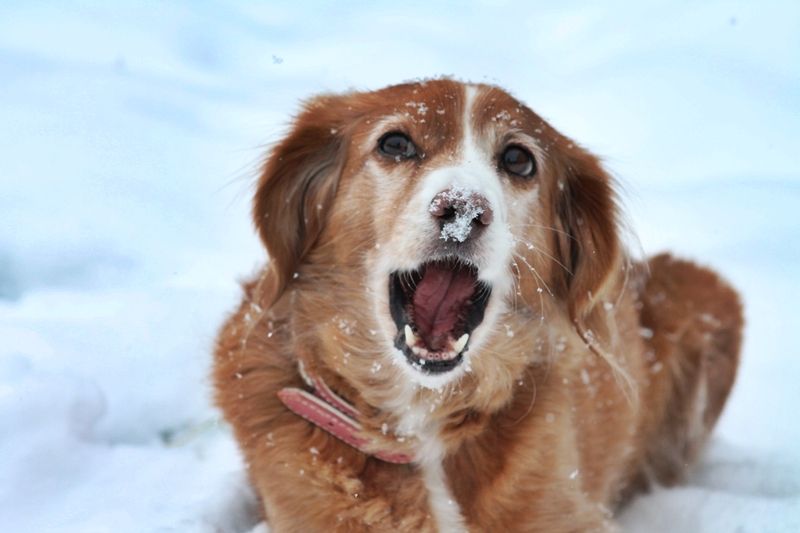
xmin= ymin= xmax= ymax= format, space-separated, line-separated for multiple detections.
xmin=336 ymin=317 xmax=356 ymax=335
xmin=555 ymin=337 xmax=567 ymax=352
xmin=492 ymin=110 xmax=511 ymax=122
xmin=405 ymin=101 xmax=428 ymax=115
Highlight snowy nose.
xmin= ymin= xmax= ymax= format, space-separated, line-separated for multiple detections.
xmin=429 ymin=188 xmax=493 ymax=243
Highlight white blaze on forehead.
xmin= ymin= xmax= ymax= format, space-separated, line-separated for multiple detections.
xmin=460 ymin=85 xmax=487 ymax=165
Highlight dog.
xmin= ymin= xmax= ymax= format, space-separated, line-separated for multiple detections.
xmin=213 ymin=79 xmax=743 ymax=532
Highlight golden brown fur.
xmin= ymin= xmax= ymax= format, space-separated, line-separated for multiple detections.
xmin=213 ymin=80 xmax=743 ymax=532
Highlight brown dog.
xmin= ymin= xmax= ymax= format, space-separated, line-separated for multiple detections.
xmin=213 ymin=79 xmax=743 ymax=532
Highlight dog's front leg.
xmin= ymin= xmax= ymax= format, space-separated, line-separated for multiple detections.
xmin=250 ymin=445 xmax=437 ymax=533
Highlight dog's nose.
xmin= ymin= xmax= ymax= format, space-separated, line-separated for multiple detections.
xmin=429 ymin=188 xmax=493 ymax=242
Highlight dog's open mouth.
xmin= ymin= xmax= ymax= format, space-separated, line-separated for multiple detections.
xmin=389 ymin=259 xmax=491 ymax=373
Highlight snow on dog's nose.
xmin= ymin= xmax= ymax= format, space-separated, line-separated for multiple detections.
xmin=429 ymin=186 xmax=493 ymax=243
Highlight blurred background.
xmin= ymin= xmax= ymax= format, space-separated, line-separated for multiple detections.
xmin=1 ymin=1 xmax=798 ymax=531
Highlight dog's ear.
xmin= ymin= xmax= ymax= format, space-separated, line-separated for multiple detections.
xmin=253 ymin=95 xmax=355 ymax=303
xmin=554 ymin=149 xmax=638 ymax=401
xmin=553 ymin=149 xmax=621 ymax=325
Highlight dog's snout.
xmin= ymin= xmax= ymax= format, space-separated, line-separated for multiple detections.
xmin=429 ymin=188 xmax=493 ymax=242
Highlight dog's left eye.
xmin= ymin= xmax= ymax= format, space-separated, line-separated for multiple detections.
xmin=378 ymin=132 xmax=417 ymax=160
xmin=501 ymin=145 xmax=537 ymax=178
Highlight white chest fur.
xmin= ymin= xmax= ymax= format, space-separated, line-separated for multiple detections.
xmin=398 ymin=406 xmax=467 ymax=533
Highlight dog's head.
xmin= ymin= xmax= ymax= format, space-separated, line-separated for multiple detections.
xmin=254 ymin=80 xmax=621 ymax=393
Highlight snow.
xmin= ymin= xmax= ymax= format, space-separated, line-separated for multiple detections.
xmin=1 ymin=1 xmax=798 ymax=531
xmin=433 ymin=186 xmax=487 ymax=242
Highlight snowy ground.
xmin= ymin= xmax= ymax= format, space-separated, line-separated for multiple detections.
xmin=1 ymin=1 xmax=798 ymax=531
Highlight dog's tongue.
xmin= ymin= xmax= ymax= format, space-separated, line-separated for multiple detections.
xmin=412 ymin=263 xmax=476 ymax=351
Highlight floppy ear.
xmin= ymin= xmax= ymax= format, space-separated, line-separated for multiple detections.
xmin=553 ymin=149 xmax=621 ymax=325
xmin=253 ymin=95 xmax=354 ymax=303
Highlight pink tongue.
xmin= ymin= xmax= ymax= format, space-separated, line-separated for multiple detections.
xmin=412 ymin=263 xmax=476 ymax=351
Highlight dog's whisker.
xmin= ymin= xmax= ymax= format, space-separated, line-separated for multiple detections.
xmin=518 ymin=222 xmax=578 ymax=242
xmin=513 ymin=251 xmax=553 ymax=324
xmin=510 ymin=366 xmax=538 ymax=425
xmin=513 ymin=236 xmax=573 ymax=277
xmin=509 ymin=258 xmax=529 ymax=311
xmin=513 ymin=251 xmax=554 ymax=298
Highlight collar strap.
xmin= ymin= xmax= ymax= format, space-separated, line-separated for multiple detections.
xmin=277 ymin=361 xmax=413 ymax=465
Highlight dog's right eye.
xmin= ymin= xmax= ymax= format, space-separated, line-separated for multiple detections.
xmin=378 ymin=132 xmax=417 ymax=160
xmin=500 ymin=145 xmax=537 ymax=179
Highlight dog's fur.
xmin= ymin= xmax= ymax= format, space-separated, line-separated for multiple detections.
xmin=213 ymin=80 xmax=743 ymax=532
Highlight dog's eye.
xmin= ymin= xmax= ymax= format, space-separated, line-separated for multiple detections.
xmin=378 ymin=132 xmax=417 ymax=160
xmin=501 ymin=145 xmax=536 ymax=178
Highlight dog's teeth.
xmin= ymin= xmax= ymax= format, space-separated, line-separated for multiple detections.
xmin=453 ymin=333 xmax=469 ymax=354
xmin=404 ymin=324 xmax=418 ymax=346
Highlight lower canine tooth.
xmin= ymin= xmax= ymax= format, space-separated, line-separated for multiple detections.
xmin=453 ymin=333 xmax=469 ymax=354
xmin=404 ymin=324 xmax=418 ymax=346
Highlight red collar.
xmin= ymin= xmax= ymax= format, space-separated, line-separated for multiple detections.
xmin=278 ymin=361 xmax=413 ymax=464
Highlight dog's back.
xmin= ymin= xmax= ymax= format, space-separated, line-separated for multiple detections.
xmin=621 ymin=253 xmax=743 ymax=500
